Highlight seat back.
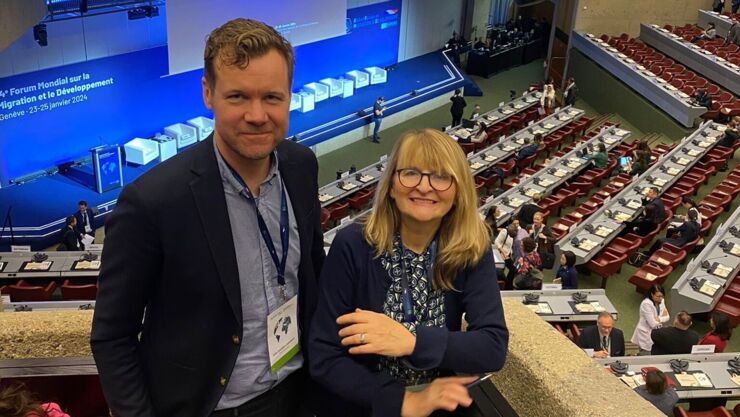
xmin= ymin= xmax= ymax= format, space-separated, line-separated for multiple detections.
xmin=10 ymin=282 xmax=56 ymax=302
xmin=61 ymin=282 xmax=98 ymax=301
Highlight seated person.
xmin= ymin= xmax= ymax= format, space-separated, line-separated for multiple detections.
xmin=668 ymin=197 xmax=703 ymax=238
xmin=585 ymin=143 xmax=608 ymax=169
xmin=473 ymin=37 xmax=486 ymax=49
xmin=59 ymin=216 xmax=81 ymax=251
xmin=577 ymin=312 xmax=625 ymax=358
xmin=0 ymin=382 xmax=71 ymax=417
xmin=516 ymin=193 xmax=542 ymax=228
xmin=650 ymin=311 xmax=700 ymax=355
xmin=646 ymin=209 xmax=700 ymax=257
xmin=512 ymin=237 xmax=542 ymax=290
xmin=699 ymin=311 xmax=732 ymax=353
xmin=470 ymin=121 xmax=489 ymax=144
xmin=485 ymin=205 xmax=502 ymax=239
xmin=634 ymin=370 xmax=679 ymax=417
xmin=627 ymin=141 xmax=652 ymax=175
xmin=621 ymin=187 xmax=665 ymax=236
xmin=554 ymin=251 xmax=578 ymax=289
xmin=692 ymin=88 xmax=713 ymax=109
xmin=515 ymin=136 xmax=539 ymax=161
xmin=692 ymin=22 xmax=717 ymax=41
xmin=470 ymin=104 xmax=481 ymax=119
xmin=308 ymin=128 xmax=509 ymax=417
xmin=717 ymin=117 xmax=739 ymax=148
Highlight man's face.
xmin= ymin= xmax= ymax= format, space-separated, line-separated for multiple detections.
xmin=78 ymin=204 xmax=86 ymax=213
xmin=597 ymin=316 xmax=613 ymax=337
xmin=202 ymin=49 xmax=290 ymax=163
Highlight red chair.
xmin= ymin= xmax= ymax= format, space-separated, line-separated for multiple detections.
xmin=458 ymin=142 xmax=476 ymax=155
xmin=649 ymin=247 xmax=687 ymax=267
xmin=326 ymin=201 xmax=349 ymax=224
xmin=320 ymin=207 xmax=331 ymax=232
xmin=551 ymin=218 xmax=577 ymax=241
xmin=60 ymin=280 xmax=98 ymax=301
xmin=347 ymin=189 xmax=372 ymax=210
xmin=515 ymin=154 xmax=538 ymax=173
xmin=569 ymin=323 xmax=582 ymax=343
xmin=9 ymin=280 xmax=56 ymax=302
xmin=587 ymin=249 xmax=628 ymax=289
xmin=628 ymin=263 xmax=674 ymax=293
xmin=675 ymin=405 xmax=732 ymax=417
xmin=605 ymin=236 xmax=641 ymax=258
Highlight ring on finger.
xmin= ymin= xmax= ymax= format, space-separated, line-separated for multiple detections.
xmin=359 ymin=333 xmax=365 ymax=344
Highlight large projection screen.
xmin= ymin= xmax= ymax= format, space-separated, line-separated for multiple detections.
xmin=166 ymin=0 xmax=347 ymax=75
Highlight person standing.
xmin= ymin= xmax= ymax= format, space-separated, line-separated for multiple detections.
xmin=449 ymin=89 xmax=467 ymax=127
xmin=563 ymin=77 xmax=578 ymax=106
xmin=650 ymin=311 xmax=700 ymax=355
xmin=372 ymin=96 xmax=385 ymax=144
xmin=555 ymin=251 xmax=578 ymax=289
xmin=631 ymin=284 xmax=670 ymax=355
xmin=73 ymin=200 xmax=95 ymax=240
xmin=59 ymin=216 xmax=81 ymax=251
xmin=90 ymin=19 xmax=325 ymax=417
xmin=733 ymin=0 xmax=740 ymax=13
xmin=714 ymin=0 xmax=725 ymax=12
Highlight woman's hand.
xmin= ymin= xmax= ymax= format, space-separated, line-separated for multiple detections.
xmin=401 ymin=377 xmax=478 ymax=417
xmin=337 ymin=308 xmax=416 ymax=357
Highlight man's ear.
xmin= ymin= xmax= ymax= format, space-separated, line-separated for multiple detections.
xmin=202 ymin=77 xmax=213 ymax=110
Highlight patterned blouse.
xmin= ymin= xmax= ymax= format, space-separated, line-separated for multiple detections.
xmin=378 ymin=234 xmax=447 ymax=386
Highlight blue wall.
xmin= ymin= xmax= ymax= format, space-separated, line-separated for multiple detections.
xmin=0 ymin=0 xmax=401 ymax=186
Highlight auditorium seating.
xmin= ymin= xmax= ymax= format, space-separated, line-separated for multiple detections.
xmin=8 ymin=280 xmax=56 ymax=302
xmin=675 ymin=405 xmax=732 ymax=417
xmin=60 ymin=280 xmax=98 ymax=301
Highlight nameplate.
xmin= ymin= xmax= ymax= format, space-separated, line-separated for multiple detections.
xmin=467 ymin=152 xmax=474 ymax=158
xmin=691 ymin=344 xmax=715 ymax=354
xmin=380 ymin=154 xmax=388 ymax=162
xmin=498 ymin=102 xmax=505 ymax=108
xmin=341 ymin=171 xmax=349 ymax=179
xmin=543 ymin=283 xmax=563 ymax=290
xmin=10 ymin=245 xmax=31 ymax=253
xmin=554 ymin=107 xmax=561 ymax=113
xmin=528 ymin=120 xmax=534 ymax=126
xmin=583 ymin=348 xmax=594 ymax=358
xmin=340 ymin=216 xmax=351 ymax=225
xmin=88 ymin=244 xmax=104 ymax=251
xmin=486 ymin=195 xmax=494 ymax=203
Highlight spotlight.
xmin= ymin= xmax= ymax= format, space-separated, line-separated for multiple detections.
xmin=33 ymin=24 xmax=47 ymax=47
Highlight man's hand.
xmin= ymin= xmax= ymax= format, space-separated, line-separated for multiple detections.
xmin=337 ymin=309 xmax=416 ymax=357
xmin=593 ymin=350 xmax=609 ymax=359
xmin=401 ymin=377 xmax=477 ymax=417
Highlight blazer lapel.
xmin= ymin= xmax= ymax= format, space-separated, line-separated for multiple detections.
xmin=189 ymin=136 xmax=242 ymax=322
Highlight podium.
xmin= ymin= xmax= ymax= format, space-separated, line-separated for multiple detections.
xmin=90 ymin=145 xmax=123 ymax=194
xmin=152 ymin=134 xmax=177 ymax=162
xmin=364 ymin=66 xmax=388 ymax=85
xmin=298 ymin=91 xmax=315 ymax=113
xmin=319 ymin=78 xmax=343 ymax=98
xmin=303 ymin=82 xmax=329 ymax=102
xmin=289 ymin=93 xmax=302 ymax=111
xmin=345 ymin=70 xmax=369 ymax=89
xmin=164 ymin=123 xmax=197 ymax=149
xmin=123 ymin=138 xmax=159 ymax=165
xmin=186 ymin=116 xmax=214 ymax=141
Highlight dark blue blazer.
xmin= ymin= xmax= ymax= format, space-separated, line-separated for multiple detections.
xmin=515 ymin=144 xmax=538 ymax=160
xmin=74 ymin=207 xmax=95 ymax=236
xmin=556 ymin=266 xmax=578 ymax=289
xmin=309 ymin=224 xmax=508 ymax=417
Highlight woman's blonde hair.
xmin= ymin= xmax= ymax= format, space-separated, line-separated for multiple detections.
xmin=363 ymin=128 xmax=490 ymax=290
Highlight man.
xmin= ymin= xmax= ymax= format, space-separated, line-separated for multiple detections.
xmin=692 ymin=88 xmax=713 ymax=110
xmin=73 ymin=200 xmax=95 ymax=246
xmin=517 ymin=193 xmax=542 ymax=229
xmin=651 ymin=311 xmax=700 ymax=355
xmin=733 ymin=0 xmax=740 ymax=13
xmin=692 ymin=22 xmax=717 ymax=42
xmin=577 ymin=312 xmax=625 ymax=358
xmin=59 ymin=216 xmax=81 ymax=251
xmin=470 ymin=104 xmax=481 ymax=119
xmin=372 ymin=96 xmax=385 ymax=143
xmin=713 ymin=0 xmax=725 ymax=12
xmin=515 ymin=136 xmax=539 ymax=161
xmin=725 ymin=19 xmax=740 ymax=46
xmin=91 ymin=19 xmax=325 ymax=417
xmin=449 ymin=89 xmax=467 ymax=127
xmin=473 ymin=37 xmax=486 ymax=50
xmin=563 ymin=77 xmax=578 ymax=106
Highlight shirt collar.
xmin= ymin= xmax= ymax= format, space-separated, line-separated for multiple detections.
xmin=213 ymin=138 xmax=279 ymax=194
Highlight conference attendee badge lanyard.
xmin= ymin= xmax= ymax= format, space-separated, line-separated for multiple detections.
xmin=400 ymin=240 xmax=437 ymax=323
xmin=238 ymin=177 xmax=299 ymax=373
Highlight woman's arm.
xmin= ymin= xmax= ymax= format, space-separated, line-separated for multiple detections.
xmin=639 ymin=299 xmax=663 ymax=329
xmin=659 ymin=301 xmax=670 ymax=323
xmin=308 ymin=228 xmax=405 ymax=417
xmin=406 ymin=250 xmax=509 ymax=373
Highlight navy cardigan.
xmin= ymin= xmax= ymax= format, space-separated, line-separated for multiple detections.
xmin=308 ymin=224 xmax=509 ymax=417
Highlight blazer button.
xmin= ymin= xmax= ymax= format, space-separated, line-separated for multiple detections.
xmin=232 ymin=335 xmax=240 ymax=345
xmin=219 ymin=376 xmax=227 ymax=386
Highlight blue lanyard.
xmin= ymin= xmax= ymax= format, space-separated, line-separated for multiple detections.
xmin=400 ymin=240 xmax=437 ymax=323
xmin=226 ymin=160 xmax=290 ymax=290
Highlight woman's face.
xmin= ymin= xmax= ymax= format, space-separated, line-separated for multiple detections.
xmin=560 ymin=254 xmax=566 ymax=266
xmin=651 ymin=291 xmax=664 ymax=304
xmin=391 ymin=162 xmax=457 ymax=228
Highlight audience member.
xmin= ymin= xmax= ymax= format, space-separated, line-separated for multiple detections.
xmin=634 ymin=370 xmax=678 ymax=416
xmin=621 ymin=187 xmax=665 ymax=236
xmin=373 ymin=96 xmax=385 ymax=144
xmin=713 ymin=0 xmax=725 ymax=12
xmin=513 ymin=237 xmax=543 ymax=290
xmin=496 ymin=223 xmax=521 ymax=289
xmin=515 ymin=135 xmax=540 ymax=161
xmin=676 ymin=196 xmax=703 ymax=226
xmin=645 ymin=208 xmax=700 ymax=257
xmin=563 ymin=77 xmax=578 ymax=106
xmin=650 ymin=311 xmax=700 ymax=355
xmin=485 ymin=205 xmax=502 ymax=238
xmin=586 ymin=143 xmax=608 ymax=169
xmin=0 ymin=382 xmax=70 ymax=417
xmin=577 ymin=312 xmax=625 ymax=358
xmin=540 ymin=82 xmax=555 ymax=114
xmin=692 ymin=88 xmax=713 ymax=109
xmin=517 ymin=193 xmax=542 ymax=228
xmin=59 ymin=216 xmax=81 ymax=251
xmin=73 ymin=200 xmax=94 ymax=239
xmin=554 ymin=250 xmax=578 ymax=289
xmin=470 ymin=121 xmax=489 ymax=144
xmin=692 ymin=22 xmax=717 ymax=41
xmin=449 ymin=88 xmax=467 ymax=127
xmin=628 ymin=140 xmax=652 ymax=175
xmin=473 ymin=37 xmax=486 ymax=49
xmin=725 ymin=19 xmax=740 ymax=46
xmin=699 ymin=311 xmax=732 ymax=353
xmin=631 ymin=284 xmax=670 ymax=355
xmin=717 ymin=117 xmax=739 ymax=148
xmin=529 ymin=212 xmax=554 ymax=268
xmin=470 ymin=104 xmax=481 ymax=119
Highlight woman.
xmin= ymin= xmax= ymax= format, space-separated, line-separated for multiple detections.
xmin=0 ymin=382 xmax=70 ymax=417
xmin=699 ymin=311 xmax=732 ymax=353
xmin=628 ymin=141 xmax=651 ymax=176
xmin=309 ymin=129 xmax=509 ymax=417
xmin=631 ymin=284 xmax=670 ymax=355
xmin=555 ymin=251 xmax=578 ymax=289
xmin=586 ymin=143 xmax=608 ymax=169
xmin=485 ymin=205 xmax=502 ymax=239
xmin=717 ymin=118 xmax=739 ymax=149
xmin=470 ymin=121 xmax=488 ymax=144
xmin=679 ymin=197 xmax=703 ymax=225
xmin=528 ymin=212 xmax=554 ymax=269
xmin=512 ymin=237 xmax=542 ymax=290
xmin=633 ymin=370 xmax=678 ymax=416
xmin=540 ymin=83 xmax=555 ymax=114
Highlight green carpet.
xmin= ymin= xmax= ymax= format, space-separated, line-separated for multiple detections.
xmin=316 ymin=57 xmax=740 ymax=353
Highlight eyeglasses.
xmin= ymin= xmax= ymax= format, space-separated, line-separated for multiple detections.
xmin=395 ymin=168 xmax=454 ymax=191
